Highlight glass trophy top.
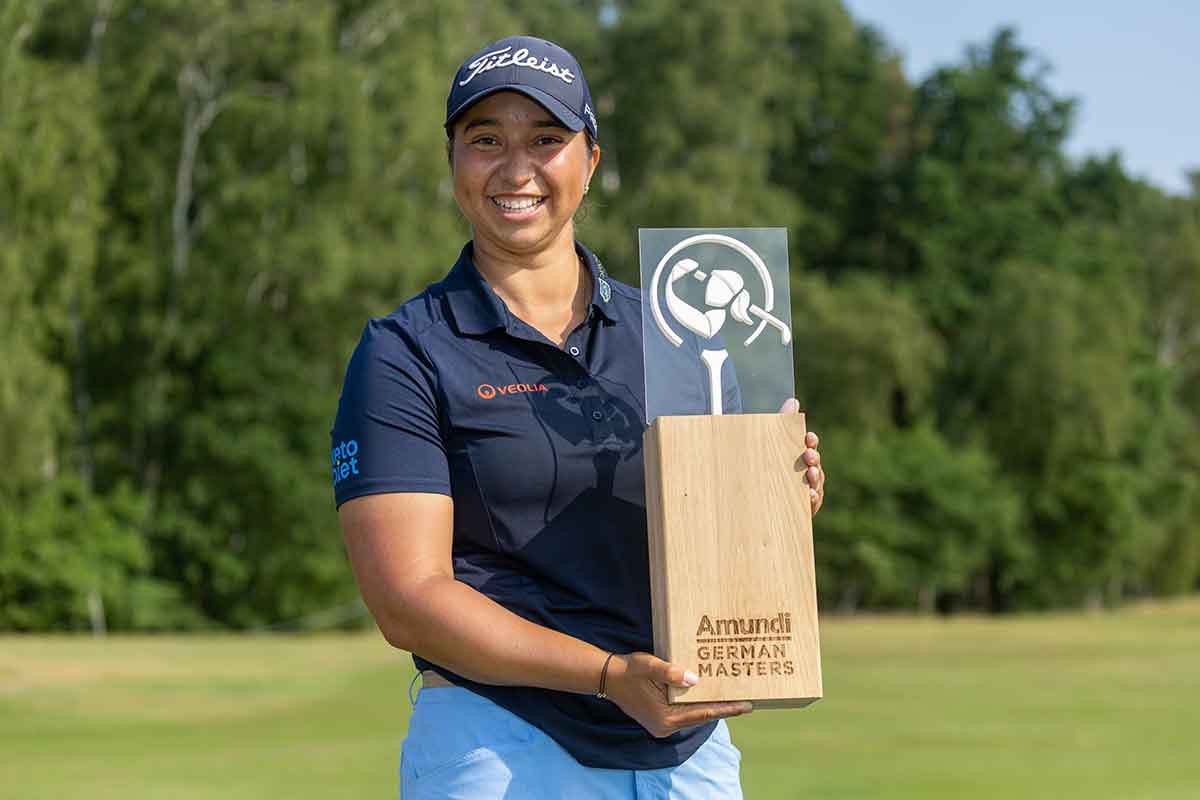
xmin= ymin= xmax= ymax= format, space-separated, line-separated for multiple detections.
xmin=640 ymin=228 xmax=795 ymax=424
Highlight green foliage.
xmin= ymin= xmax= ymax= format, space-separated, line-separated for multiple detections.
xmin=899 ymin=28 xmax=1074 ymax=327
xmin=1121 ymin=182 xmax=1200 ymax=596
xmin=0 ymin=478 xmax=199 ymax=630
xmin=603 ymin=0 xmax=805 ymax=271
xmin=817 ymin=424 xmax=1021 ymax=611
xmin=2 ymin=0 xmax=1198 ymax=629
xmin=792 ymin=273 xmax=943 ymax=432
xmin=1 ymin=0 xmax=107 ymax=496
xmin=953 ymin=261 xmax=1142 ymax=607
xmin=764 ymin=3 xmax=912 ymax=278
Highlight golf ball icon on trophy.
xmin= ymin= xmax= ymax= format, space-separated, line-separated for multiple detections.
xmin=649 ymin=234 xmax=792 ymax=415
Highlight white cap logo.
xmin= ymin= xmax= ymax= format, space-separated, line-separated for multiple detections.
xmin=459 ymin=46 xmax=576 ymax=87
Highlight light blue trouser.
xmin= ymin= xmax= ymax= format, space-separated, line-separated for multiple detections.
xmin=400 ymin=687 xmax=743 ymax=799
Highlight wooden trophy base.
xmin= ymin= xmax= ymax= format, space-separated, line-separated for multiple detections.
xmin=643 ymin=413 xmax=822 ymax=707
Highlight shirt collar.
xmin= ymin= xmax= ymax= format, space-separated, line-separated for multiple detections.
xmin=442 ymin=243 xmax=508 ymax=335
xmin=577 ymin=242 xmax=619 ymax=324
xmin=443 ymin=241 xmax=619 ymax=336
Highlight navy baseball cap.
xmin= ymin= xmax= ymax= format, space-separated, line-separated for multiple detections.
xmin=445 ymin=36 xmax=598 ymax=141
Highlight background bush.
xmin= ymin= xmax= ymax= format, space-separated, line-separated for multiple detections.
xmin=2 ymin=0 xmax=1197 ymax=630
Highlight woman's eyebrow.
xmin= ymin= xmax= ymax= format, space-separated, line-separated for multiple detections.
xmin=462 ymin=117 xmax=564 ymax=132
xmin=463 ymin=117 xmax=499 ymax=132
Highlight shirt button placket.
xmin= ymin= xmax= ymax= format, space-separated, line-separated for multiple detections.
xmin=566 ymin=336 xmax=603 ymax=434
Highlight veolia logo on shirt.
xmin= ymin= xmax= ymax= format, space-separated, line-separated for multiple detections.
xmin=331 ymin=439 xmax=360 ymax=485
xmin=477 ymin=382 xmax=549 ymax=400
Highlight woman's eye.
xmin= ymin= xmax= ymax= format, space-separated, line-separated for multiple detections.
xmin=536 ymin=135 xmax=565 ymax=146
xmin=471 ymin=136 xmax=499 ymax=146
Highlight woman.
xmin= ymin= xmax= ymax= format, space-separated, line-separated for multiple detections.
xmin=332 ymin=36 xmax=826 ymax=798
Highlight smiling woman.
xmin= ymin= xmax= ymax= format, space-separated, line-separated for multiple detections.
xmin=329 ymin=34 xmax=825 ymax=799
xmin=448 ymin=91 xmax=599 ymax=317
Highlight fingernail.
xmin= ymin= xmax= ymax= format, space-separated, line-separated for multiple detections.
xmin=683 ymin=671 xmax=699 ymax=686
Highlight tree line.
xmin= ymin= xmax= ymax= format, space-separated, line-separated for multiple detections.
xmin=2 ymin=0 xmax=1197 ymax=630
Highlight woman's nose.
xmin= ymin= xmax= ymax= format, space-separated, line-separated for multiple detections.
xmin=497 ymin=148 xmax=535 ymax=186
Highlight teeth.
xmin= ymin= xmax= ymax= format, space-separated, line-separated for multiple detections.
xmin=493 ymin=197 xmax=543 ymax=211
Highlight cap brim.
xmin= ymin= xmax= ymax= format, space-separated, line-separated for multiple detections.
xmin=445 ymin=85 xmax=586 ymax=134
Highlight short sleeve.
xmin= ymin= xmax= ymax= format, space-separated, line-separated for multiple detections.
xmin=330 ymin=318 xmax=450 ymax=508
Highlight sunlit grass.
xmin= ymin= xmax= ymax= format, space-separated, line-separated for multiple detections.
xmin=2 ymin=598 xmax=1198 ymax=799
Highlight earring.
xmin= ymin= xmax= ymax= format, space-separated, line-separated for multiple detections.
xmin=584 ymin=184 xmax=590 ymax=195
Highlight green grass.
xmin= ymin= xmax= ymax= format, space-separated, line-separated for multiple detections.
xmin=2 ymin=599 xmax=1199 ymax=799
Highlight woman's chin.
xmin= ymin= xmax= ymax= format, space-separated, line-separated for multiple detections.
xmin=478 ymin=221 xmax=569 ymax=254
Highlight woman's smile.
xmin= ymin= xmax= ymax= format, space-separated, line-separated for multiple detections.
xmin=490 ymin=193 xmax=548 ymax=218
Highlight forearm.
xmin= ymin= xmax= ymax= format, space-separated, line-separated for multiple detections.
xmin=376 ymin=574 xmax=609 ymax=695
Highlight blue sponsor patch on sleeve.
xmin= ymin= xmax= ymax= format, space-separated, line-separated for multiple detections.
xmin=330 ymin=438 xmax=360 ymax=486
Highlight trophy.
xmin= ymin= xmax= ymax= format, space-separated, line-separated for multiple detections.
xmin=640 ymin=228 xmax=822 ymax=707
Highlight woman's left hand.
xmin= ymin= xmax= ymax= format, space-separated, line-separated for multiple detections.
xmin=780 ymin=398 xmax=824 ymax=515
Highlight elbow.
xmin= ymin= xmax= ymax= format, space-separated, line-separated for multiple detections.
xmin=371 ymin=587 xmax=438 ymax=653
xmin=374 ymin=610 xmax=420 ymax=652
xmin=361 ymin=573 xmax=450 ymax=653
xmin=379 ymin=622 xmax=413 ymax=652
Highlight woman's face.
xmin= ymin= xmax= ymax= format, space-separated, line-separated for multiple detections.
xmin=450 ymin=91 xmax=599 ymax=258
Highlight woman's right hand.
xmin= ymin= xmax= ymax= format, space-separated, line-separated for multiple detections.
xmin=604 ymin=652 xmax=752 ymax=738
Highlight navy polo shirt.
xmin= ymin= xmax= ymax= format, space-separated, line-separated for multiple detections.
xmin=331 ymin=241 xmax=739 ymax=770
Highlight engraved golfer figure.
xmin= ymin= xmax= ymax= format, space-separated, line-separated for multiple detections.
xmin=649 ymin=234 xmax=792 ymax=414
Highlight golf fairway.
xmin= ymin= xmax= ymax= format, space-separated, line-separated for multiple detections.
xmin=1 ymin=598 xmax=1197 ymax=799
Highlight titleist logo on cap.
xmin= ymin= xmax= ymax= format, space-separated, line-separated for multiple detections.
xmin=459 ymin=46 xmax=576 ymax=87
